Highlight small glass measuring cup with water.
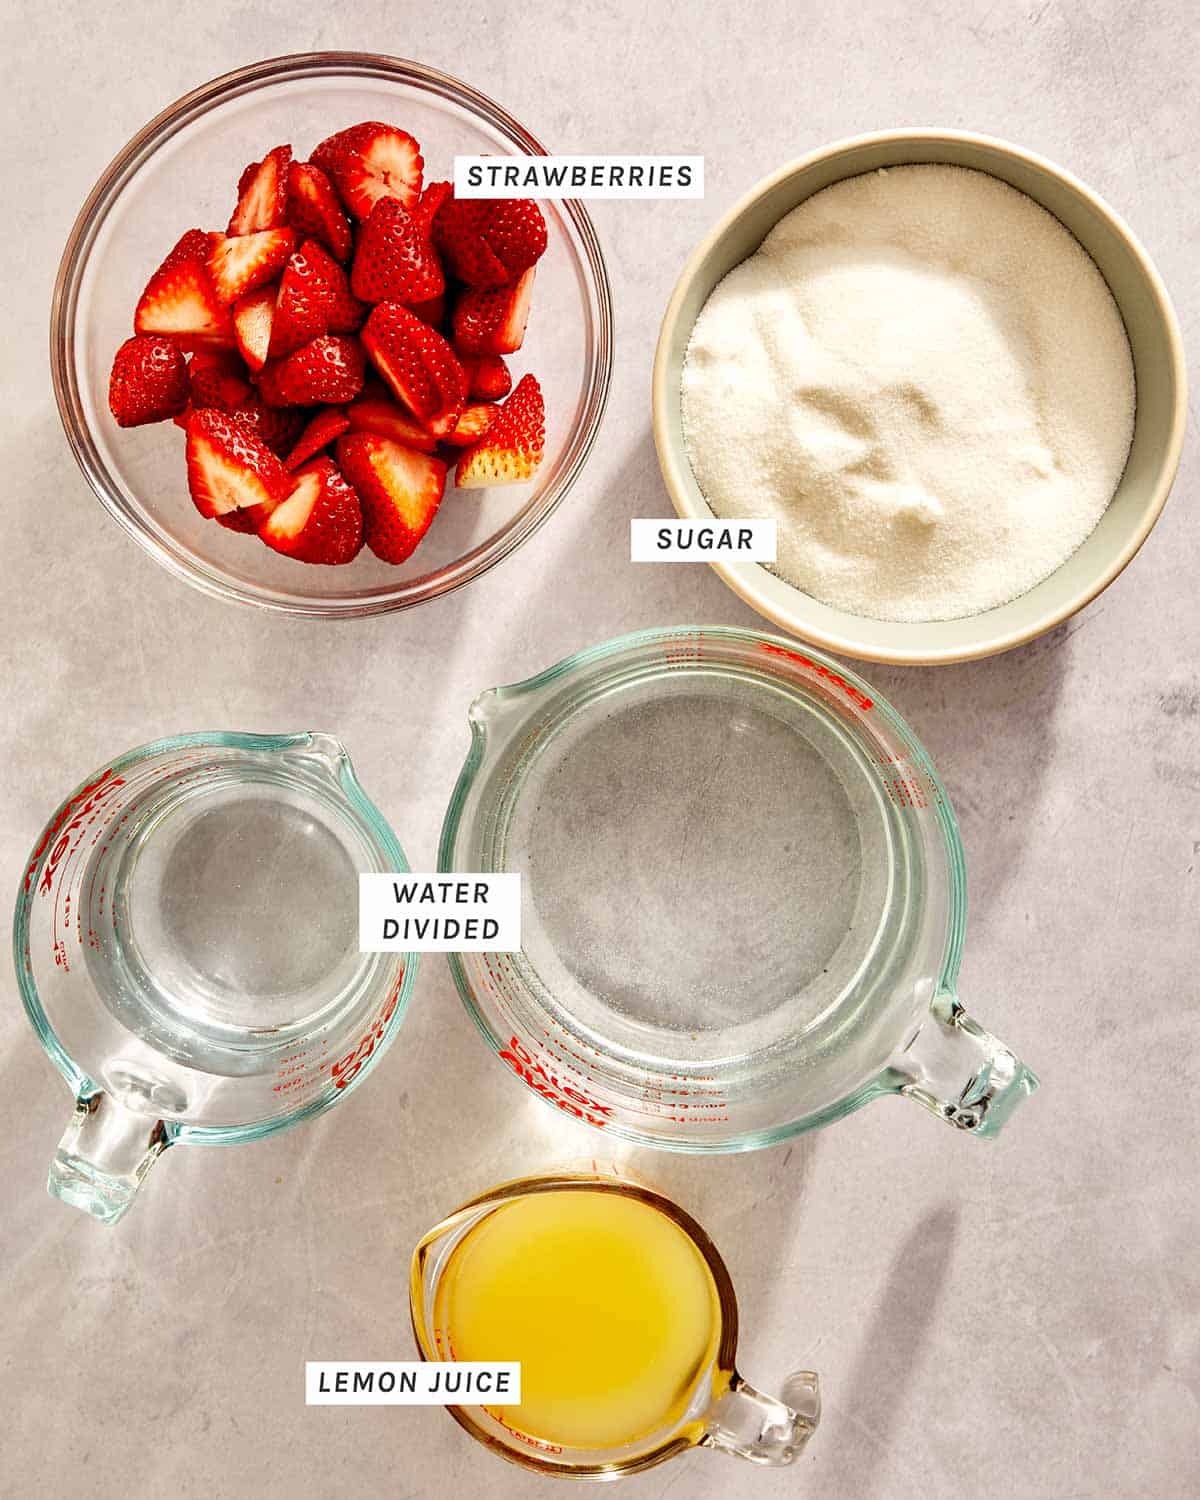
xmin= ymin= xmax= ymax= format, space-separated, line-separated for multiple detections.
xmin=441 ymin=626 xmax=1038 ymax=1148
xmin=13 ymin=730 xmax=416 ymax=1223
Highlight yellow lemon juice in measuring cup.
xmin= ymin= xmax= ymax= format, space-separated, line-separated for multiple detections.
xmin=432 ymin=1187 xmax=726 ymax=1449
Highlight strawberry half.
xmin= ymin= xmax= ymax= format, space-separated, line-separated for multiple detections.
xmin=361 ymin=301 xmax=465 ymax=437
xmin=270 ymin=239 xmax=364 ymax=359
xmin=455 ymin=374 xmax=544 ymax=488
xmin=108 ymin=335 xmax=189 ymax=427
xmin=233 ymin=284 xmax=277 ymax=372
xmin=337 ymin=433 xmax=447 ymax=563
xmin=228 ymin=145 xmax=293 ymax=235
xmin=351 ymin=197 xmax=444 ymax=305
xmin=186 ymin=407 xmax=292 ymax=531
xmin=257 ymin=334 xmax=365 ymax=407
xmin=259 ymin=457 xmax=363 ymax=565
xmin=344 ymin=393 xmax=438 ymax=452
xmin=312 ymin=122 xmax=423 ymax=220
xmin=461 ymin=353 xmax=512 ymax=400
xmin=283 ymin=406 xmax=352 ymax=470
xmin=208 ymin=228 xmax=295 ymax=304
xmin=134 ymin=230 xmax=234 ymax=349
xmin=188 ymin=348 xmax=253 ymax=412
xmin=434 ymin=197 xmax=547 ymax=287
xmin=452 ymin=267 xmax=535 ymax=356
xmin=444 ymin=402 xmax=498 ymax=447
xmin=286 ymin=160 xmax=352 ymax=261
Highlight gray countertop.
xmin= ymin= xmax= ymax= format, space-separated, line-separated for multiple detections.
xmin=2 ymin=2 xmax=1197 ymax=1497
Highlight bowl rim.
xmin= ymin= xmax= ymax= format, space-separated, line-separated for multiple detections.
xmin=51 ymin=51 xmax=613 ymax=618
xmin=652 ymin=126 xmax=1188 ymax=665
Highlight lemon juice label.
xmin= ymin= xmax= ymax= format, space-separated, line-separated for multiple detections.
xmin=306 ymin=1362 xmax=520 ymax=1405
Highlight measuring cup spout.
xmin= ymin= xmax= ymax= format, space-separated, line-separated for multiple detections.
xmin=891 ymin=991 xmax=1039 ymax=1137
xmin=48 ymin=1090 xmax=170 ymax=1225
xmin=703 ymin=1370 xmax=821 ymax=1465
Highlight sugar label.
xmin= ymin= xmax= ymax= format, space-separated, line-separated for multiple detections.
xmin=359 ymin=874 xmax=521 ymax=952
xmin=631 ymin=519 xmax=777 ymax=562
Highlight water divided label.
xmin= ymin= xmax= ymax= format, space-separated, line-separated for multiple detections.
xmin=631 ymin=518 xmax=777 ymax=562
xmin=454 ymin=155 xmax=703 ymax=199
xmin=306 ymin=1362 xmax=520 ymax=1405
xmin=359 ymin=873 xmax=521 ymax=952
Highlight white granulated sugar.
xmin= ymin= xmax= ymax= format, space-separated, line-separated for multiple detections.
xmin=681 ymin=165 xmax=1136 ymax=621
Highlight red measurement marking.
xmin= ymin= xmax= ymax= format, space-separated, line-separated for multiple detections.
xmin=499 ymin=1036 xmax=612 ymax=1127
xmin=758 ymin=642 xmax=874 ymax=711
xmin=26 ymin=768 xmax=125 ymax=896
xmin=328 ymin=968 xmax=405 ymax=1090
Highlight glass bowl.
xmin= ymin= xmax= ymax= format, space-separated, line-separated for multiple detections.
xmin=52 ymin=53 xmax=613 ymax=617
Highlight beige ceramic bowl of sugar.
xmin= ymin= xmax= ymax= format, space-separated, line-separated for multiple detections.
xmin=652 ymin=129 xmax=1186 ymax=664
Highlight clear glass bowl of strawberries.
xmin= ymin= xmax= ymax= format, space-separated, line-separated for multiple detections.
xmin=52 ymin=53 xmax=612 ymax=615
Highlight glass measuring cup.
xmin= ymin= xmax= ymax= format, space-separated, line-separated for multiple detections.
xmin=13 ymin=731 xmax=417 ymax=1224
xmin=410 ymin=1171 xmax=821 ymax=1477
xmin=440 ymin=626 xmax=1038 ymax=1149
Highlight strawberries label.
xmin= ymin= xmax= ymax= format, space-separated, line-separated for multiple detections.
xmin=454 ymin=155 xmax=704 ymax=199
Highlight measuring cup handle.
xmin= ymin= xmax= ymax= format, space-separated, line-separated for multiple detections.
xmin=48 ymin=1091 xmax=170 ymax=1225
xmin=703 ymin=1370 xmax=821 ymax=1465
xmin=891 ymin=991 xmax=1038 ymax=1137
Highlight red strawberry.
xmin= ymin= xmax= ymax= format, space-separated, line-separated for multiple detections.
xmin=311 ymin=122 xmax=423 ymax=219
xmin=257 ymin=334 xmax=365 ymax=407
xmin=283 ymin=407 xmax=352 ymax=470
xmin=461 ymin=353 xmax=512 ymax=400
xmin=413 ymin=179 xmax=453 ymax=234
xmin=228 ymin=393 xmax=305 ymax=456
xmin=228 ymin=145 xmax=292 ymax=235
xmin=351 ymin=197 xmax=444 ymax=305
xmin=134 ymin=230 xmax=234 ymax=349
xmin=108 ymin=335 xmax=189 ymax=427
xmin=455 ymin=374 xmax=544 ymax=488
xmin=444 ymin=402 xmax=498 ymax=447
xmin=434 ymin=197 xmax=547 ymax=287
xmin=208 ymin=228 xmax=295 ymax=303
xmin=286 ymin=160 xmax=352 ymax=261
xmin=344 ymin=394 xmax=438 ymax=452
xmin=188 ymin=348 xmax=253 ymax=411
xmin=337 ymin=433 xmax=447 ymax=563
xmin=233 ymin=284 xmax=277 ymax=372
xmin=185 ymin=407 xmax=291 ymax=531
xmin=452 ymin=267 xmax=535 ymax=356
xmin=270 ymin=239 xmax=364 ymax=359
xmin=259 ymin=457 xmax=363 ymax=564
xmin=361 ymin=302 xmax=465 ymax=437
xmin=408 ymin=292 xmax=446 ymax=327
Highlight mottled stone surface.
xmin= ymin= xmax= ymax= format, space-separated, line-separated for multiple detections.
xmin=2 ymin=2 xmax=1196 ymax=1496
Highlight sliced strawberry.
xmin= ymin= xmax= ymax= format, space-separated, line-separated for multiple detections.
xmin=188 ymin=348 xmax=253 ymax=412
xmin=344 ymin=394 xmax=438 ymax=452
xmin=336 ymin=433 xmax=446 ymax=563
xmin=259 ymin=457 xmax=363 ymax=564
xmin=283 ymin=406 xmax=352 ymax=470
xmin=228 ymin=145 xmax=292 ymax=235
xmin=228 ymin=393 xmax=305 ymax=456
xmin=455 ymin=374 xmax=544 ymax=488
xmin=408 ymin=292 xmax=446 ymax=327
xmin=208 ymin=228 xmax=295 ymax=303
xmin=270 ymin=239 xmax=364 ymax=359
xmin=257 ymin=334 xmax=365 ymax=407
xmin=134 ymin=230 xmax=234 ymax=349
xmin=434 ymin=197 xmax=547 ymax=287
xmin=232 ymin=284 xmax=277 ymax=372
xmin=413 ymin=180 xmax=453 ymax=235
xmin=361 ymin=301 xmax=465 ymax=437
xmin=108 ymin=335 xmax=189 ymax=427
xmin=461 ymin=353 xmax=512 ymax=400
xmin=185 ymin=407 xmax=291 ymax=531
xmin=444 ymin=402 xmax=498 ymax=447
xmin=286 ymin=160 xmax=352 ymax=261
xmin=351 ymin=197 xmax=444 ymax=305
xmin=312 ymin=122 xmax=423 ymax=220
xmin=452 ymin=267 xmax=535 ymax=356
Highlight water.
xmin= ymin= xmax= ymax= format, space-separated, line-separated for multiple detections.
xmin=85 ymin=772 xmax=362 ymax=1076
xmin=512 ymin=674 xmax=905 ymax=1069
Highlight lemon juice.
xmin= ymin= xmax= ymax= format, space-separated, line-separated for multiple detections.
xmin=432 ymin=1186 xmax=727 ymax=1450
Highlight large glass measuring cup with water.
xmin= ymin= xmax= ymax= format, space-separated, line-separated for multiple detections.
xmin=14 ymin=731 xmax=417 ymax=1223
xmin=441 ymin=626 xmax=1037 ymax=1148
